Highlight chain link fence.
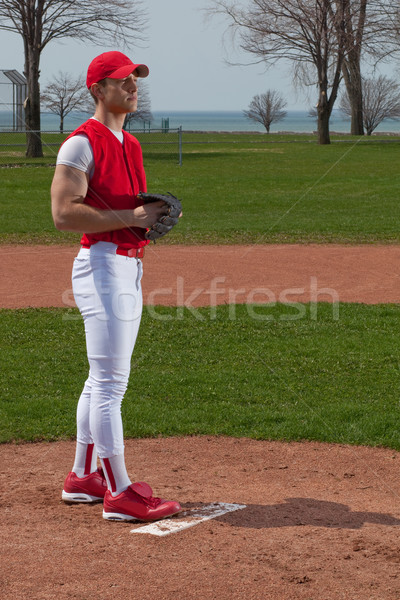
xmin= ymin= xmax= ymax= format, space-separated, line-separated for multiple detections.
xmin=0 ymin=127 xmax=183 ymax=166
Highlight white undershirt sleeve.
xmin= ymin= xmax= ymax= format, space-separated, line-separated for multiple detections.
xmin=56 ymin=134 xmax=95 ymax=179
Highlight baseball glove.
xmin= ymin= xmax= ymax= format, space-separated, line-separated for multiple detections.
xmin=138 ymin=191 xmax=182 ymax=241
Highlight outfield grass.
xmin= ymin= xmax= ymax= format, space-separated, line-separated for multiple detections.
xmin=1 ymin=304 xmax=399 ymax=449
xmin=1 ymin=133 xmax=400 ymax=245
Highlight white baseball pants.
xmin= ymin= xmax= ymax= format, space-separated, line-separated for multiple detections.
xmin=72 ymin=242 xmax=143 ymax=459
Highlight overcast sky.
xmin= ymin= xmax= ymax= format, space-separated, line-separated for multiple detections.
xmin=0 ymin=0 xmax=397 ymax=113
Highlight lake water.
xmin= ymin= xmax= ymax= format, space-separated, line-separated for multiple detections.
xmin=1 ymin=109 xmax=400 ymax=134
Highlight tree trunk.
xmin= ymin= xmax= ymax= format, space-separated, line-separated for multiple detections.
xmin=24 ymin=47 xmax=43 ymax=157
xmin=342 ymin=62 xmax=364 ymax=135
xmin=317 ymin=108 xmax=330 ymax=144
xmin=340 ymin=0 xmax=366 ymax=136
xmin=317 ymin=88 xmax=331 ymax=145
xmin=314 ymin=1 xmax=337 ymax=146
xmin=60 ymin=115 xmax=64 ymax=134
xmin=316 ymin=43 xmax=343 ymax=145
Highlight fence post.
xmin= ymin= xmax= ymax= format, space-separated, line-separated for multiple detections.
xmin=178 ymin=126 xmax=182 ymax=166
xmin=162 ymin=117 xmax=170 ymax=133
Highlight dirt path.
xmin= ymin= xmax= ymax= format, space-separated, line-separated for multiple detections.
xmin=1 ymin=243 xmax=400 ymax=308
xmin=1 ymin=243 xmax=400 ymax=600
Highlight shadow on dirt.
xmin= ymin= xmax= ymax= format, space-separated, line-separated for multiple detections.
xmin=183 ymin=498 xmax=400 ymax=530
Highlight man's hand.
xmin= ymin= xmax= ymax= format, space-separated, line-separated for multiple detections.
xmin=137 ymin=192 xmax=183 ymax=240
xmin=130 ymin=200 xmax=169 ymax=229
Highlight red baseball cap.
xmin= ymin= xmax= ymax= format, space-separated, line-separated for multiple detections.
xmin=86 ymin=51 xmax=149 ymax=88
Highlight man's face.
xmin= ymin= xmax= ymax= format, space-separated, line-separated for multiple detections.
xmin=98 ymin=72 xmax=139 ymax=114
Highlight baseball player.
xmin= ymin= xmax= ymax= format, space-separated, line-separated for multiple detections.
xmin=51 ymin=51 xmax=181 ymax=522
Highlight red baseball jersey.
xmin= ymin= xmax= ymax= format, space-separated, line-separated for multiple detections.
xmin=64 ymin=119 xmax=149 ymax=249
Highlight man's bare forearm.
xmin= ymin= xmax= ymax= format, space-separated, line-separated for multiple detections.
xmin=51 ymin=165 xmax=165 ymax=233
xmin=52 ymin=199 xmax=152 ymax=233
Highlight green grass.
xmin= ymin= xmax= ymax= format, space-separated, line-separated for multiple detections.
xmin=1 ymin=133 xmax=400 ymax=245
xmin=2 ymin=133 xmax=400 ymax=449
xmin=1 ymin=304 xmax=400 ymax=449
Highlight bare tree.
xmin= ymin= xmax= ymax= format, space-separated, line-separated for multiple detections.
xmin=208 ymin=0 xmax=348 ymax=144
xmin=340 ymin=75 xmax=400 ymax=135
xmin=0 ymin=1 xmax=147 ymax=157
xmin=329 ymin=1 xmax=400 ymax=136
xmin=41 ymin=72 xmax=89 ymax=133
xmin=243 ymin=90 xmax=287 ymax=133
xmin=366 ymin=0 xmax=400 ymax=59
xmin=208 ymin=1 xmax=400 ymax=141
xmin=124 ymin=80 xmax=153 ymax=130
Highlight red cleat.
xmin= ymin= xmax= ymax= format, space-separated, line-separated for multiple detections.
xmin=62 ymin=468 xmax=107 ymax=503
xmin=103 ymin=481 xmax=181 ymax=522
